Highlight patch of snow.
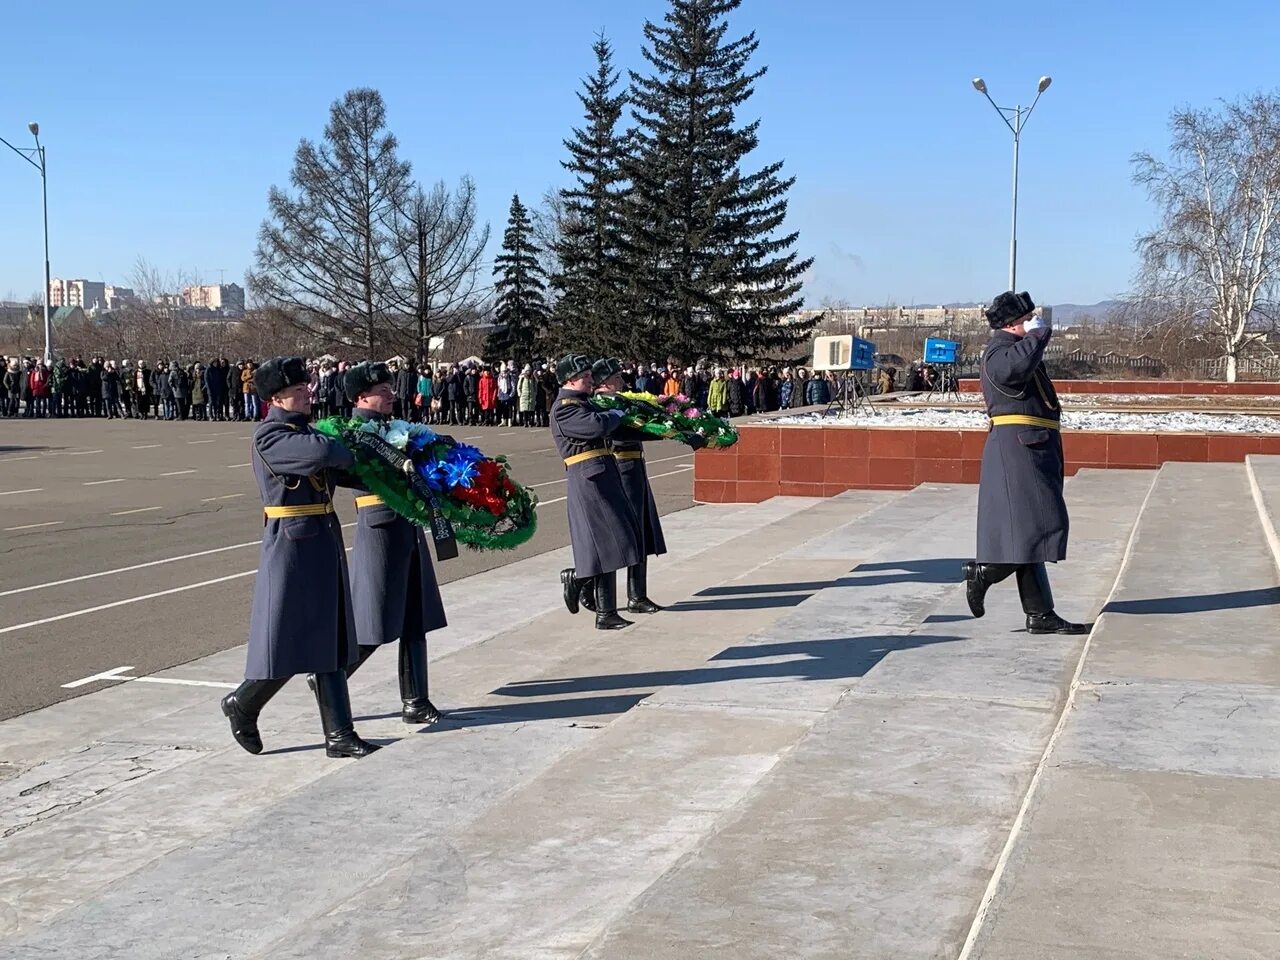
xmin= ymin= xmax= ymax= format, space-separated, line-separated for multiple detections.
xmin=771 ymin=408 xmax=1280 ymax=433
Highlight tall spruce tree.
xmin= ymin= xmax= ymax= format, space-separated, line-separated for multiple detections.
xmin=486 ymin=194 xmax=549 ymax=363
xmin=622 ymin=0 xmax=813 ymax=360
xmin=552 ymin=33 xmax=633 ymax=356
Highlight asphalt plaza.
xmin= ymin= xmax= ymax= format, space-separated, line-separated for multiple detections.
xmin=0 ymin=416 xmax=695 ymax=720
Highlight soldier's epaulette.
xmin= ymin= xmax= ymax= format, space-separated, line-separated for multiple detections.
xmin=559 ymin=398 xmax=580 ymax=405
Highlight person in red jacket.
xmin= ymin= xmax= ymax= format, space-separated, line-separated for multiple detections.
xmin=29 ymin=362 xmax=50 ymax=417
xmin=477 ymin=367 xmax=498 ymax=426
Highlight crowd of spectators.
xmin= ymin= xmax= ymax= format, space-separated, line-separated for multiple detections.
xmin=0 ymin=354 xmax=863 ymax=425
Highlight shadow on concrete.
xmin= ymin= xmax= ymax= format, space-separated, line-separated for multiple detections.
xmin=0 ymin=444 xmax=53 ymax=454
xmin=922 ymin=613 xmax=971 ymax=623
xmin=487 ymin=633 xmax=963 ymax=705
xmin=696 ymin=579 xmax=850 ymax=596
xmin=439 ymin=694 xmax=649 ymax=729
xmin=1103 ymin=587 xmax=1280 ymax=616
xmin=667 ymin=594 xmax=811 ymax=612
xmin=259 ymin=737 xmax=399 ymax=756
xmin=846 ymin=558 xmax=967 ymax=587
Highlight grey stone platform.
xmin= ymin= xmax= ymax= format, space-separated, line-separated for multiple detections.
xmin=1 ymin=458 xmax=1277 ymax=959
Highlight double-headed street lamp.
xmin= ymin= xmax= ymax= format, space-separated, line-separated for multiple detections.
xmin=972 ymin=76 xmax=1052 ymax=291
xmin=1 ymin=122 xmax=52 ymax=364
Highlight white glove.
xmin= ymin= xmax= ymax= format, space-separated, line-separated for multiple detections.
xmin=402 ymin=458 xmax=416 ymax=476
xmin=1024 ymin=314 xmax=1048 ymax=333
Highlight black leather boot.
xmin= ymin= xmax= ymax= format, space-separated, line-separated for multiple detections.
xmin=399 ymin=636 xmax=441 ymax=725
xmin=580 ymin=576 xmax=597 ymax=613
xmin=561 ymin=568 xmax=580 ymax=615
xmin=594 ymin=572 xmax=633 ymax=630
xmin=220 ymin=678 xmax=288 ymax=755
xmin=1018 ymin=563 xmax=1090 ymax=634
xmin=962 ymin=561 xmax=1017 ymax=618
xmin=626 ymin=562 xmax=662 ymax=614
xmin=312 ymin=670 xmax=381 ymax=758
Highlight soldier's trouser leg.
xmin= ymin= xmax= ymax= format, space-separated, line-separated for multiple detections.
xmin=626 ymin=561 xmax=662 ymax=614
xmin=312 ymin=670 xmax=381 ymax=758
xmin=1015 ymin=563 xmax=1054 ymax=616
xmin=594 ymin=572 xmax=633 ymax=631
xmin=398 ymin=636 xmax=441 ymax=725
xmin=580 ymin=575 xmax=597 ymax=613
xmin=962 ymin=561 xmax=1018 ymax=618
xmin=221 ymin=678 xmax=288 ymax=755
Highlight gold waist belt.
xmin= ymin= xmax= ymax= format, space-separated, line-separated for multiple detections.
xmin=263 ymin=502 xmax=334 ymax=519
xmin=989 ymin=415 xmax=1060 ymax=430
xmin=613 ymin=451 xmax=644 ymax=461
xmin=354 ymin=495 xmax=384 ymax=509
xmin=564 ymin=449 xmax=608 ymax=468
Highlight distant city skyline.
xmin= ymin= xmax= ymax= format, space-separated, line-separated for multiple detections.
xmin=2 ymin=0 xmax=1278 ymax=310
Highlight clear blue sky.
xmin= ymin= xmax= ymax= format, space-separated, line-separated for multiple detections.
xmin=2 ymin=0 xmax=1277 ymax=309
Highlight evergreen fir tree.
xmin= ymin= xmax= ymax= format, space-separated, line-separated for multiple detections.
xmin=486 ymin=194 xmax=549 ymax=363
xmin=621 ymin=0 xmax=814 ymax=360
xmin=552 ymin=33 xmax=634 ymax=356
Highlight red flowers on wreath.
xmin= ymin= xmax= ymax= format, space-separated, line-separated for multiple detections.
xmin=448 ymin=458 xmax=509 ymax=516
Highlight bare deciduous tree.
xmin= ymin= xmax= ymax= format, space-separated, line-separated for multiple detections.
xmin=387 ymin=176 xmax=491 ymax=363
xmin=1132 ymin=93 xmax=1280 ymax=381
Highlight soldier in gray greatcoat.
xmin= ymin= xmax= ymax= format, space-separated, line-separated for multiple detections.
xmin=552 ymin=354 xmax=642 ymax=630
xmin=582 ymin=357 xmax=692 ymax=615
xmin=335 ymin=361 xmax=447 ymax=725
xmin=220 ymin=357 xmax=381 ymax=759
xmin=963 ymin=292 xmax=1088 ymax=635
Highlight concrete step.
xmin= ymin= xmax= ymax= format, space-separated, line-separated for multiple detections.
xmin=971 ymin=461 xmax=1280 ymax=959
xmin=1248 ymin=454 xmax=1280 ymax=573
xmin=0 ymin=490 xmax=900 ymax=950
xmin=577 ymin=468 xmax=1157 ymax=960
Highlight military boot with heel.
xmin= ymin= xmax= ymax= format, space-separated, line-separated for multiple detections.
xmin=626 ymin=562 xmax=662 ymax=614
xmin=221 ymin=677 xmax=288 ymax=755
xmin=312 ymin=670 xmax=381 ymax=758
xmin=962 ymin=561 xmax=1017 ymax=618
xmin=594 ymin=573 xmax=633 ymax=630
xmin=1017 ymin=563 xmax=1089 ymax=635
xmin=399 ymin=635 xmax=441 ymax=725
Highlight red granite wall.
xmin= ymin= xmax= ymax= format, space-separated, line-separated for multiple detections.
xmin=693 ymin=424 xmax=1280 ymax=503
xmin=956 ymin=379 xmax=1280 ymax=396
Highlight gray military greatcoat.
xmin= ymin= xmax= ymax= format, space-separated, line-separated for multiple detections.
xmin=610 ymin=436 xmax=666 ymax=558
xmin=245 ymin=405 xmax=358 ymax=679
xmin=976 ymin=328 xmax=1069 ymax=564
xmin=346 ymin=408 xmax=447 ymax=647
xmin=550 ymin=387 xmax=642 ymax=577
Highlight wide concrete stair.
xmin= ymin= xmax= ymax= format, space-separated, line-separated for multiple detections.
xmin=0 ymin=458 xmax=1276 ymax=959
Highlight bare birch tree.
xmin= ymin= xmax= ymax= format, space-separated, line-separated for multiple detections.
xmin=1132 ymin=93 xmax=1280 ymax=381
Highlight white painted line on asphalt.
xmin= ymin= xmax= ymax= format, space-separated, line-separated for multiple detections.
xmin=111 ymin=506 xmax=162 ymax=516
xmin=646 ymin=452 xmax=696 ymax=466
xmin=4 ymin=521 xmax=62 ymax=531
xmin=226 ymin=463 xmax=250 ymax=468
xmin=0 ymin=456 xmax=38 ymax=462
xmin=528 ymin=458 xmax=694 ymax=489
xmin=0 ymin=488 xmax=42 ymax=496
xmin=529 ymin=477 xmax=566 ymax=489
xmin=84 ymin=479 xmax=126 ymax=486
xmin=499 ymin=431 xmax=516 ymax=436
xmin=61 ymin=665 xmax=237 ymax=690
xmin=133 ymin=676 xmax=239 ymax=689
xmin=200 ymin=494 xmax=244 ymax=502
xmin=2 ymin=570 xmax=258 ymax=636
xmin=463 ymin=435 xmax=483 ymax=440
xmin=538 ymin=496 xmax=567 ymax=506
xmin=132 ymin=444 xmax=162 ymax=449
xmin=62 ymin=665 xmax=135 ymax=688
xmin=187 ymin=439 xmax=217 ymax=444
xmin=0 ymin=541 xmax=260 ymax=596
xmin=160 ymin=470 xmax=196 ymax=477
xmin=648 ymin=465 xmax=695 ymax=480
xmin=65 ymin=450 xmax=104 ymax=456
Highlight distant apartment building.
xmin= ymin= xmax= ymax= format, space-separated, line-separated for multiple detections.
xmin=49 ymin=278 xmax=108 ymax=313
xmin=181 ymin=283 xmax=245 ymax=317
xmin=793 ymin=304 xmax=1051 ymax=339
xmin=104 ymin=285 xmax=137 ymax=310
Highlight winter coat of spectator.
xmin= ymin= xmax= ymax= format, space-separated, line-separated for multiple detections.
xmin=805 ymin=375 xmax=830 ymax=406
xmin=477 ymin=369 xmax=497 ymax=412
xmin=726 ymin=374 xmax=745 ymax=417
xmin=708 ymin=373 xmax=728 ymax=415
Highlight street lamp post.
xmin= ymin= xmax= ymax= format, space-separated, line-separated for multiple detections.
xmin=1 ymin=122 xmax=52 ymax=363
xmin=971 ymin=76 xmax=1052 ymax=291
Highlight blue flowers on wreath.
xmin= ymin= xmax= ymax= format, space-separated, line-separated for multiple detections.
xmin=414 ymin=439 xmax=485 ymax=492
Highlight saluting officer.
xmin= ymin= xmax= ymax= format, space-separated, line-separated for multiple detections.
xmin=588 ymin=357 xmax=666 ymax=614
xmin=963 ymin=292 xmax=1088 ymax=635
xmin=334 ymin=361 xmax=446 ymax=724
xmin=220 ymin=357 xmax=380 ymax=758
xmin=552 ymin=353 xmax=642 ymax=630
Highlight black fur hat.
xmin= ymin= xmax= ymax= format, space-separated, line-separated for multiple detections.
xmin=591 ymin=357 xmax=623 ymax=382
xmin=253 ymin=356 xmax=308 ymax=400
xmin=343 ymin=361 xmax=392 ymax=401
xmin=984 ymin=291 xmax=1036 ymax=329
xmin=556 ymin=353 xmax=593 ymax=384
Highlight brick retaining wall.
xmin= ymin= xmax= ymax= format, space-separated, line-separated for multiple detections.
xmin=693 ymin=424 xmax=1280 ymax=503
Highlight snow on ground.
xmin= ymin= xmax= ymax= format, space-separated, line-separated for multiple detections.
xmin=771 ymin=407 xmax=1280 ymax=433
xmin=897 ymin=391 xmax=1280 ymax=407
